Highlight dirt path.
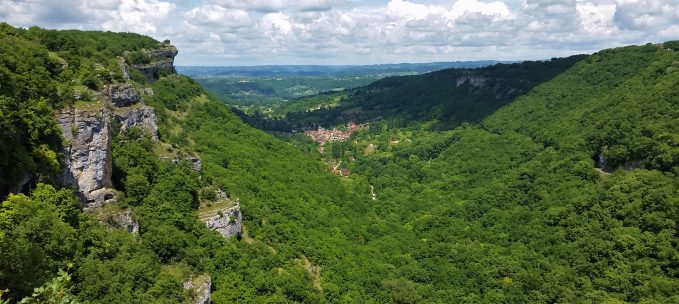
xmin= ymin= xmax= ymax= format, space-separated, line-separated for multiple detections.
xmin=332 ymin=160 xmax=342 ymax=172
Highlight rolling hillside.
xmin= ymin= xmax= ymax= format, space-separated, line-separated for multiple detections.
xmin=1 ymin=21 xmax=678 ymax=304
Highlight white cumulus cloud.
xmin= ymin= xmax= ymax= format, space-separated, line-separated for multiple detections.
xmin=1 ymin=0 xmax=678 ymax=65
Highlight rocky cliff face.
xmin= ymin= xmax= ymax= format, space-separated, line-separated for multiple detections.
xmin=57 ymin=82 xmax=159 ymax=209
xmin=101 ymin=208 xmax=139 ymax=234
xmin=132 ymin=45 xmax=178 ymax=82
xmin=171 ymin=156 xmax=201 ymax=172
xmin=596 ymin=148 xmax=642 ymax=172
xmin=114 ymin=107 xmax=159 ymax=140
xmin=456 ymin=75 xmax=488 ymax=88
xmin=57 ymin=106 xmax=116 ymax=210
xmin=198 ymin=203 xmax=242 ymax=238
xmin=104 ymin=83 xmax=139 ymax=107
xmin=183 ymin=274 xmax=211 ymax=304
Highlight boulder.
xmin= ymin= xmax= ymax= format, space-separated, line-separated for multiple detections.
xmin=172 ymin=156 xmax=201 ymax=172
xmin=101 ymin=208 xmax=139 ymax=234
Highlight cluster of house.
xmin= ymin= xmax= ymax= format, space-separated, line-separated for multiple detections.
xmin=303 ymin=122 xmax=368 ymax=144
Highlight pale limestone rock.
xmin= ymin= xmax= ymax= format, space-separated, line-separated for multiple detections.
xmin=183 ymin=274 xmax=211 ymax=304
xmin=118 ymin=57 xmax=130 ymax=80
xmin=57 ymin=106 xmax=115 ymax=210
xmin=104 ymin=83 xmax=140 ymax=107
xmin=114 ymin=106 xmax=159 ymax=140
xmin=172 ymin=156 xmax=201 ymax=172
xmin=57 ymin=98 xmax=159 ymax=209
xmin=199 ymin=203 xmax=242 ymax=238
xmin=131 ymin=45 xmax=178 ymax=82
xmin=456 ymin=75 xmax=488 ymax=88
xmin=101 ymin=208 xmax=139 ymax=234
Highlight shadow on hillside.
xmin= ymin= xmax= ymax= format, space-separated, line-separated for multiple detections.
xmin=235 ymin=55 xmax=588 ymax=132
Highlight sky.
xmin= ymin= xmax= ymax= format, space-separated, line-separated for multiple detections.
xmin=0 ymin=0 xmax=678 ymax=65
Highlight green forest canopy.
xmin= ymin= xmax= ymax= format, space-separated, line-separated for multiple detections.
xmin=1 ymin=23 xmax=678 ymax=303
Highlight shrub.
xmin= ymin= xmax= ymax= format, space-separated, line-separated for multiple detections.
xmin=125 ymin=51 xmax=151 ymax=65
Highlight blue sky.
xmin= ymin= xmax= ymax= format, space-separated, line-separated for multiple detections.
xmin=1 ymin=0 xmax=678 ymax=66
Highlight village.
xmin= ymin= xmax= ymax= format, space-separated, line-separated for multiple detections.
xmin=303 ymin=122 xmax=369 ymax=145
xmin=303 ymin=122 xmax=369 ymax=177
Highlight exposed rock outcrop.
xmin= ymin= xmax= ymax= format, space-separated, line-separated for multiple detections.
xmin=131 ymin=45 xmax=178 ymax=82
xmin=57 ymin=86 xmax=159 ymax=209
xmin=10 ymin=172 xmax=33 ymax=194
xmin=57 ymin=106 xmax=116 ymax=210
xmin=183 ymin=274 xmax=211 ymax=304
xmin=198 ymin=202 xmax=242 ymax=238
xmin=104 ymin=83 xmax=140 ymax=107
xmin=596 ymin=151 xmax=606 ymax=169
xmin=101 ymin=208 xmax=139 ymax=234
xmin=170 ymin=156 xmax=201 ymax=172
xmin=114 ymin=107 xmax=159 ymax=140
xmin=595 ymin=149 xmax=642 ymax=173
xmin=456 ymin=75 xmax=488 ymax=88
xmin=118 ymin=57 xmax=130 ymax=80
xmin=146 ymin=46 xmax=179 ymax=59
xmin=185 ymin=157 xmax=202 ymax=172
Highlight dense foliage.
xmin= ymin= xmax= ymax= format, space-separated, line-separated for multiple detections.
xmin=0 ymin=24 xmax=64 ymax=196
xmin=194 ymin=75 xmax=378 ymax=107
xmin=484 ymin=44 xmax=679 ymax=171
xmin=0 ymin=23 xmax=163 ymax=197
xmin=2 ymin=23 xmax=678 ymax=303
xmin=248 ymin=55 xmax=585 ymax=131
xmin=267 ymin=42 xmax=679 ymax=302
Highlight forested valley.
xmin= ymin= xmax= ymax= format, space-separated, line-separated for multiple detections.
xmin=0 ymin=23 xmax=678 ymax=304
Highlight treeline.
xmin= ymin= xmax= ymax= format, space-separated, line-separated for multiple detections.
xmin=243 ymin=54 xmax=586 ymax=132
xmin=299 ymin=42 xmax=679 ymax=302
xmin=2 ymin=22 xmax=679 ymax=303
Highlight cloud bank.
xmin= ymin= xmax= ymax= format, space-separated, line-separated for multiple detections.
xmin=1 ymin=0 xmax=678 ymax=65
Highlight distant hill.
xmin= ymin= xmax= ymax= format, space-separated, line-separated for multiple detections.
xmin=178 ymin=61 xmax=508 ymax=106
xmin=2 ymin=20 xmax=678 ymax=304
xmin=177 ymin=61 xmax=504 ymax=78
xmin=246 ymin=55 xmax=585 ymax=130
xmin=268 ymin=41 xmax=679 ymax=303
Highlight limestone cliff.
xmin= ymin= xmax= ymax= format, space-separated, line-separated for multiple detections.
xmin=104 ymin=83 xmax=139 ymax=107
xmin=57 ymin=105 xmax=116 ymax=210
xmin=100 ymin=208 xmax=139 ymax=234
xmin=183 ymin=274 xmax=211 ymax=304
xmin=456 ymin=75 xmax=488 ymax=88
xmin=131 ymin=44 xmax=178 ymax=82
xmin=57 ymin=83 xmax=159 ymax=209
xmin=198 ymin=201 xmax=242 ymax=238
xmin=114 ymin=107 xmax=159 ymax=140
xmin=595 ymin=149 xmax=642 ymax=173
xmin=172 ymin=156 xmax=201 ymax=172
